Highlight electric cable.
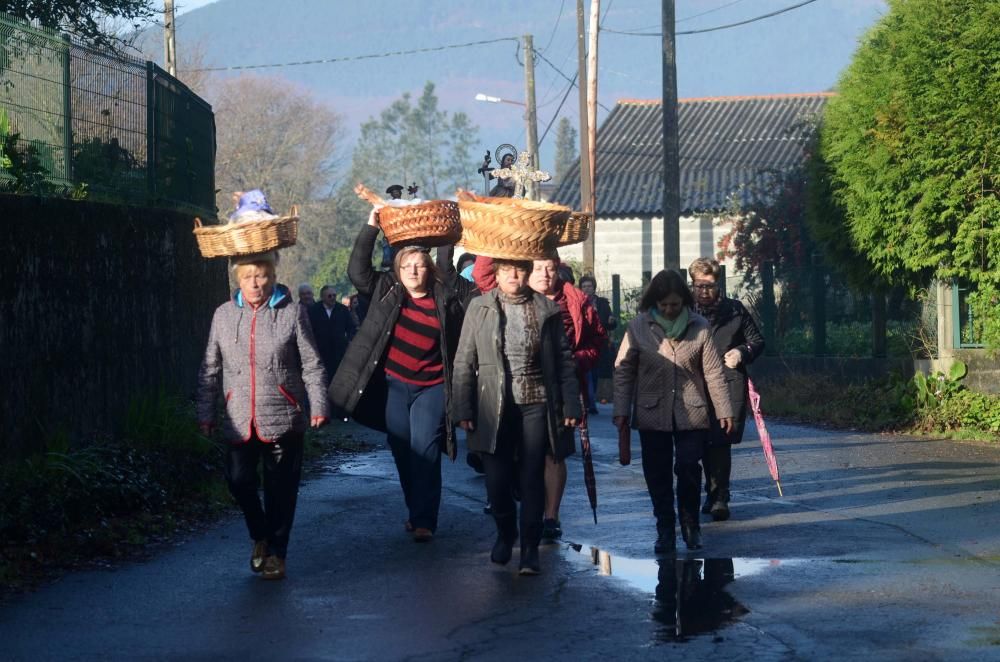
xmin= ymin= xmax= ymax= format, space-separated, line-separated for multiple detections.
xmin=186 ymin=36 xmax=520 ymax=72
xmin=602 ymin=0 xmax=821 ymax=37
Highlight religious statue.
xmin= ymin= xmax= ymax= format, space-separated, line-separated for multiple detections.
xmin=490 ymin=150 xmax=550 ymax=200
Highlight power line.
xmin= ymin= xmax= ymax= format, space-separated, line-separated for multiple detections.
xmin=677 ymin=0 xmax=750 ymax=24
xmin=538 ymin=74 xmax=577 ymax=147
xmin=610 ymin=0 xmax=751 ymax=31
xmin=186 ymin=37 xmax=520 ymax=72
xmin=602 ymin=0 xmax=820 ymax=37
xmin=534 ymin=49 xmax=612 ymax=112
xmin=542 ymin=0 xmax=567 ymax=52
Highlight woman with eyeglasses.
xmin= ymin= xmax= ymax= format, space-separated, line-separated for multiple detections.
xmin=688 ymin=258 xmax=765 ymax=522
xmin=329 ymin=208 xmax=477 ymax=542
xmin=452 ymin=259 xmax=581 ymax=574
xmin=613 ymin=269 xmax=734 ymax=552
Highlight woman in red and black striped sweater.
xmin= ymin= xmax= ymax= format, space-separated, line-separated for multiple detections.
xmin=329 ymin=209 xmax=477 ymax=542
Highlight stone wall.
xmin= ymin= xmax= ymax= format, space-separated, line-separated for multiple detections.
xmin=0 ymin=195 xmax=228 ymax=457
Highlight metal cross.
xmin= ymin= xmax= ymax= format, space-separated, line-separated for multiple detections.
xmin=491 ymin=151 xmax=550 ymax=199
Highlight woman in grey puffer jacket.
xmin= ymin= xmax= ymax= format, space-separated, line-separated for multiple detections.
xmin=197 ymin=255 xmax=329 ymax=580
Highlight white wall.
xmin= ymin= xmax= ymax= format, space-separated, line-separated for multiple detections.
xmin=559 ymin=214 xmax=735 ymax=290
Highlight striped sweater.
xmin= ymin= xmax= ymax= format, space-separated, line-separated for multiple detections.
xmin=384 ymin=294 xmax=444 ymax=385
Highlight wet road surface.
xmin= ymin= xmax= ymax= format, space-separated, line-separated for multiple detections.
xmin=3 ymin=407 xmax=999 ymax=660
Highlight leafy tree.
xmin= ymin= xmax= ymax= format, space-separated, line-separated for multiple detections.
xmin=717 ymin=166 xmax=814 ymax=286
xmin=210 ymin=75 xmax=345 ymax=290
xmin=553 ymin=117 xmax=577 ymax=187
xmin=815 ymin=0 xmax=1000 ymax=346
xmin=335 ymin=81 xmax=480 ymax=233
xmin=310 ymin=247 xmax=354 ymax=300
xmin=0 ymin=0 xmax=155 ymax=51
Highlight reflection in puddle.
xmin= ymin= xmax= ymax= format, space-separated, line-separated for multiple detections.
xmin=648 ymin=558 xmax=748 ymax=642
xmin=567 ymin=544 xmax=795 ymax=642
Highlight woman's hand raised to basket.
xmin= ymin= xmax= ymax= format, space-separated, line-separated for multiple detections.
xmin=367 ymin=207 xmax=382 ymax=228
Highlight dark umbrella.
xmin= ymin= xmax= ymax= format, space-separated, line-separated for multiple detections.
xmin=578 ymin=399 xmax=598 ymax=524
xmin=747 ymin=379 xmax=783 ymax=496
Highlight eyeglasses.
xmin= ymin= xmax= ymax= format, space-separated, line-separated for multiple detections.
xmin=691 ymin=283 xmax=718 ymax=292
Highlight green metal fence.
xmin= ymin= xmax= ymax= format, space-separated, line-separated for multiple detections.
xmin=0 ymin=12 xmax=215 ymax=215
xmin=600 ymin=263 xmax=936 ymax=359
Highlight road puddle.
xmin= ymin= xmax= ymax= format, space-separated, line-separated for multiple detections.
xmin=565 ymin=543 xmax=800 ymax=642
xmin=320 ymin=456 xmax=392 ymax=478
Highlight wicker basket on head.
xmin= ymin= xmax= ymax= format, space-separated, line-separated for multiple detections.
xmin=456 ymin=192 xmax=571 ymax=261
xmin=193 ymin=206 xmax=299 ymax=258
xmin=355 ymin=184 xmax=461 ymax=247
xmin=558 ymin=211 xmax=592 ymax=247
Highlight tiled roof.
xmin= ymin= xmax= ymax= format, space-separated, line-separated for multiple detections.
xmin=550 ymin=93 xmax=831 ymax=215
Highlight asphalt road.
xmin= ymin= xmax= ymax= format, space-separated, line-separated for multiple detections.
xmin=3 ymin=407 xmax=999 ymax=661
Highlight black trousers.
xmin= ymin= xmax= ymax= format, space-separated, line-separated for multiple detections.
xmin=225 ymin=429 xmax=304 ymax=559
xmin=481 ymin=401 xmax=548 ymax=549
xmin=639 ymin=428 xmax=706 ymax=531
xmin=703 ymin=417 xmax=745 ymax=504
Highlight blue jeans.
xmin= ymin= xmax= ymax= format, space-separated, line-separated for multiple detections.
xmin=385 ymin=375 xmax=446 ymax=532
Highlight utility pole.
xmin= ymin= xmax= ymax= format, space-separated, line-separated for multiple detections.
xmin=584 ymin=0 xmax=599 ymax=275
xmin=577 ymin=0 xmax=594 ymax=272
xmin=661 ymin=0 xmax=680 ymax=270
xmin=163 ymin=0 xmax=177 ymax=76
xmin=523 ymin=34 xmax=540 ymax=201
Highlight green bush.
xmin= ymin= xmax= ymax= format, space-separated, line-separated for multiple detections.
xmin=755 ymin=372 xmax=916 ymax=431
xmin=777 ymin=320 xmax=917 ymax=357
xmin=0 ymin=389 xmax=225 ymax=570
xmin=759 ymin=361 xmax=1000 ymax=440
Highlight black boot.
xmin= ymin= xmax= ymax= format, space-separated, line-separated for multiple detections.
xmin=654 ymin=520 xmax=676 ymax=555
xmin=710 ymin=499 xmax=730 ymax=522
xmin=491 ymin=513 xmax=518 ymax=565
xmin=681 ymin=523 xmax=702 ymax=550
xmin=518 ymin=544 xmax=540 ymax=575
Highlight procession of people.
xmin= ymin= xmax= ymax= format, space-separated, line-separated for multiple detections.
xmin=194 ymin=150 xmax=766 ymax=580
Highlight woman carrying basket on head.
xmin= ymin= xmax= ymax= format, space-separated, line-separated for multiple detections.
xmin=329 ymin=206 xmax=477 ymax=542
xmin=196 ymin=190 xmax=329 ymax=581
xmin=452 ymin=258 xmax=581 ymax=575
xmin=472 ymin=253 xmax=606 ymax=542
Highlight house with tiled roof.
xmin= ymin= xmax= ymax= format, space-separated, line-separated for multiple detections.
xmin=550 ymin=93 xmax=832 ymax=288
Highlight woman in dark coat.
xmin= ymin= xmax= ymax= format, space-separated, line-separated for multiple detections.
xmin=688 ymin=258 xmax=765 ymax=522
xmin=452 ymin=260 xmax=581 ymax=575
xmin=328 ymin=209 xmax=476 ymax=542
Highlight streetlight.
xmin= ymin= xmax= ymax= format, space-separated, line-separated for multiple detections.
xmin=474 ymin=92 xmax=526 ymax=107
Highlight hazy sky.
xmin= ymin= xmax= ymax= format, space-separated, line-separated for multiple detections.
xmin=162 ymin=0 xmax=888 ymax=174
xmin=174 ymin=0 xmax=218 ymax=14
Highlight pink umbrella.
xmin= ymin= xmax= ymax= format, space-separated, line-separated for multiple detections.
xmin=747 ymin=379 xmax=783 ymax=496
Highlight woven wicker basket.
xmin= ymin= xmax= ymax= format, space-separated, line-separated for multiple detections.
xmin=355 ymin=184 xmax=461 ymax=247
xmin=558 ymin=211 xmax=592 ymax=247
xmin=193 ymin=206 xmax=299 ymax=258
xmin=456 ymin=195 xmax=571 ymax=261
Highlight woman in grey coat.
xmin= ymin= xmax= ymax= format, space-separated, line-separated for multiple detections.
xmin=613 ymin=270 xmax=733 ymax=553
xmin=452 ymin=259 xmax=581 ymax=575
xmin=197 ymin=254 xmax=329 ymax=580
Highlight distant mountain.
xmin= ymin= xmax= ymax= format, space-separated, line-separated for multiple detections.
xmin=149 ymin=0 xmax=885 ymax=176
